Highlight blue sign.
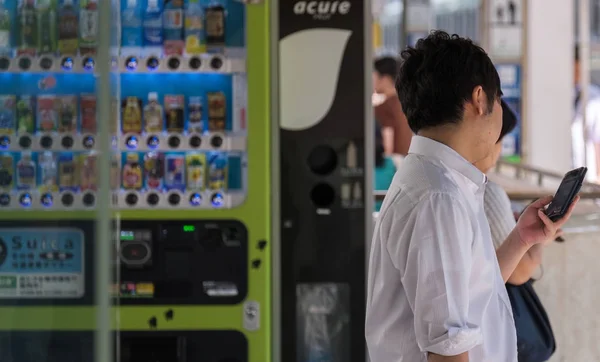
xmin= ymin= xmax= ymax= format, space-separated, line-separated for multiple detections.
xmin=496 ymin=63 xmax=522 ymax=160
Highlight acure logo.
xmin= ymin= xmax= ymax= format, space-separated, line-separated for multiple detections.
xmin=293 ymin=1 xmax=351 ymax=20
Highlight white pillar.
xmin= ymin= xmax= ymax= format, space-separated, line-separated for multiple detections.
xmin=524 ymin=0 xmax=574 ymax=172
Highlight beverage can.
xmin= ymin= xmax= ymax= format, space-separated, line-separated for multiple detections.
xmin=164 ymin=153 xmax=185 ymax=191
xmin=80 ymin=94 xmax=97 ymax=133
xmin=164 ymin=95 xmax=185 ymax=133
xmin=39 ymin=151 xmax=58 ymax=192
xmin=58 ymin=95 xmax=78 ymax=134
xmin=79 ymin=152 xmax=97 ymax=191
xmin=186 ymin=153 xmax=205 ymax=191
xmin=207 ymin=152 xmax=227 ymax=191
xmin=0 ymin=153 xmax=14 ymax=190
xmin=187 ymin=96 xmax=203 ymax=133
xmin=0 ymin=95 xmax=16 ymax=135
xmin=16 ymin=95 xmax=35 ymax=134
xmin=58 ymin=152 xmax=77 ymax=191
xmin=207 ymin=92 xmax=226 ymax=131
xmin=205 ymin=4 xmax=225 ymax=50
xmin=17 ymin=151 xmax=36 ymax=190
xmin=36 ymin=95 xmax=58 ymax=132
xmin=144 ymin=151 xmax=164 ymax=190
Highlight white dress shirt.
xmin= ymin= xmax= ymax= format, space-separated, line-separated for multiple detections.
xmin=366 ymin=136 xmax=517 ymax=362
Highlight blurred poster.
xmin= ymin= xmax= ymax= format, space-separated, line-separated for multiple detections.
xmin=488 ymin=0 xmax=523 ymax=59
xmin=497 ymin=63 xmax=522 ymax=162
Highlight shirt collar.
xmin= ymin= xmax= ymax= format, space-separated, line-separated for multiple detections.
xmin=408 ymin=136 xmax=487 ymax=192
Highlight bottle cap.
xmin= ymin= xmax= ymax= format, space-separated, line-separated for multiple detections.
xmin=148 ymin=92 xmax=158 ymax=101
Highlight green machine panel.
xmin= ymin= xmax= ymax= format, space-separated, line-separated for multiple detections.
xmin=0 ymin=0 xmax=271 ymax=361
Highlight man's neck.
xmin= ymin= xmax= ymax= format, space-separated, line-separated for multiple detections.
xmin=418 ymin=128 xmax=482 ymax=164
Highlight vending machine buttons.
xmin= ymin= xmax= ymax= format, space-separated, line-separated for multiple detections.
xmin=39 ymin=57 xmax=54 ymax=71
xmin=82 ymin=135 xmax=95 ymax=149
xmin=0 ymin=57 xmax=9 ymax=71
xmin=147 ymin=193 xmax=160 ymax=206
xmin=40 ymin=135 xmax=53 ymax=149
xmin=61 ymin=136 xmax=74 ymax=149
xmin=168 ymin=136 xmax=181 ymax=149
xmin=82 ymin=193 xmax=95 ymax=207
xmin=18 ymin=136 xmax=32 ymax=149
xmin=60 ymin=57 xmax=74 ymax=71
xmin=189 ymin=57 xmax=202 ymax=70
xmin=61 ymin=193 xmax=74 ymax=207
xmin=0 ymin=194 xmax=10 ymax=207
xmin=210 ymin=56 xmax=224 ymax=71
xmin=126 ymin=193 xmax=139 ymax=206
xmin=167 ymin=57 xmax=181 ymax=70
xmin=125 ymin=135 xmax=139 ymax=150
xmin=147 ymin=136 xmax=160 ymax=149
xmin=211 ymin=193 xmax=224 ymax=208
xmin=210 ymin=135 xmax=223 ymax=149
xmin=41 ymin=193 xmax=54 ymax=207
xmin=168 ymin=193 xmax=181 ymax=206
xmin=146 ymin=57 xmax=160 ymax=71
xmin=125 ymin=57 xmax=138 ymax=71
xmin=19 ymin=193 xmax=32 ymax=207
xmin=190 ymin=193 xmax=202 ymax=206
xmin=0 ymin=135 xmax=10 ymax=149
xmin=17 ymin=57 xmax=32 ymax=71
xmin=189 ymin=135 xmax=202 ymax=148
xmin=83 ymin=57 xmax=95 ymax=71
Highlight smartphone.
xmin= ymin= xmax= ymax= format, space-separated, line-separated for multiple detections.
xmin=544 ymin=167 xmax=587 ymax=221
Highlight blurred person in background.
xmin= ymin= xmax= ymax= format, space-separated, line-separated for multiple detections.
xmin=373 ymin=56 xmax=413 ymax=156
xmin=366 ymin=31 xmax=577 ymax=362
xmin=374 ymin=122 xmax=397 ymax=212
xmin=573 ymin=45 xmax=600 ymax=182
xmin=475 ymin=100 xmax=557 ymax=284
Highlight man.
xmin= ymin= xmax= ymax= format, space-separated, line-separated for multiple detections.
xmin=366 ymin=31 xmax=578 ymax=362
xmin=573 ymin=45 xmax=600 ymax=182
xmin=373 ymin=56 xmax=413 ymax=156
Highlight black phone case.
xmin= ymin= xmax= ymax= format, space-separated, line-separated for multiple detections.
xmin=545 ymin=167 xmax=587 ymax=221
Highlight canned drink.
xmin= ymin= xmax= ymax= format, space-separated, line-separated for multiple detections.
xmin=80 ymin=153 xmax=97 ymax=191
xmin=164 ymin=95 xmax=185 ymax=133
xmin=58 ymin=153 xmax=78 ymax=192
xmin=187 ymin=96 xmax=203 ymax=134
xmin=80 ymin=95 xmax=97 ymax=134
xmin=58 ymin=95 xmax=78 ymax=134
xmin=164 ymin=153 xmax=185 ymax=191
xmin=207 ymin=92 xmax=226 ymax=132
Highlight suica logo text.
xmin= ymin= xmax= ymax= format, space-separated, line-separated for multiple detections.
xmin=293 ymin=1 xmax=351 ymax=20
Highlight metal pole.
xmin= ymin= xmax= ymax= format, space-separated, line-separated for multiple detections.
xmin=95 ymin=0 xmax=113 ymax=361
xmin=579 ymin=0 xmax=591 ymax=168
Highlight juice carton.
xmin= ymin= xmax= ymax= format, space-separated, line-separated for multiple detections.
xmin=0 ymin=95 xmax=16 ymax=135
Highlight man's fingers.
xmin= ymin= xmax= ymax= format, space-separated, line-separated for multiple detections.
xmin=530 ymin=195 xmax=554 ymax=209
xmin=537 ymin=209 xmax=556 ymax=237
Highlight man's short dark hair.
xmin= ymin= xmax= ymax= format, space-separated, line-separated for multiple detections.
xmin=374 ymin=56 xmax=399 ymax=79
xmin=396 ymin=30 xmax=502 ymax=134
xmin=499 ymin=99 xmax=517 ymax=143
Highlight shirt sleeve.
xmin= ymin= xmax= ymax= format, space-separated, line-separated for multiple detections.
xmin=387 ymin=193 xmax=483 ymax=356
xmin=484 ymin=182 xmax=517 ymax=249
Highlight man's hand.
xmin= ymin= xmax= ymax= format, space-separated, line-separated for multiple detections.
xmin=515 ymin=195 xmax=580 ymax=247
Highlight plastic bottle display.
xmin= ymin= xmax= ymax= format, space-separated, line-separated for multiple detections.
xmin=17 ymin=0 xmax=37 ymax=56
xmin=0 ymin=95 xmax=16 ymax=135
xmin=37 ymin=0 xmax=58 ymax=55
xmin=0 ymin=0 xmax=11 ymax=56
xmin=121 ymin=0 xmax=143 ymax=57
xmin=58 ymin=0 xmax=79 ymax=56
xmin=143 ymin=92 xmax=163 ymax=133
xmin=0 ymin=154 xmax=13 ymax=190
xmin=58 ymin=95 xmax=78 ymax=134
xmin=39 ymin=151 xmax=58 ymax=192
xmin=122 ymin=96 xmax=142 ymax=134
xmin=144 ymin=152 xmax=163 ymax=190
xmin=79 ymin=153 xmax=97 ymax=191
xmin=164 ymin=154 xmax=185 ymax=191
xmin=17 ymin=152 xmax=36 ymax=190
xmin=122 ymin=152 xmax=143 ymax=190
xmin=165 ymin=95 xmax=184 ymax=133
xmin=187 ymin=96 xmax=203 ymax=133
xmin=79 ymin=0 xmax=99 ymax=55
xmin=17 ymin=96 xmax=35 ymax=134
xmin=36 ymin=95 xmax=58 ymax=132
xmin=184 ymin=0 xmax=205 ymax=56
xmin=205 ymin=0 xmax=226 ymax=51
xmin=142 ymin=0 xmax=163 ymax=57
xmin=163 ymin=0 xmax=184 ymax=55
xmin=186 ymin=153 xmax=205 ymax=191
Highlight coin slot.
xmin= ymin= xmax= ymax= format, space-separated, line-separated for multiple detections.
xmin=310 ymin=183 xmax=336 ymax=208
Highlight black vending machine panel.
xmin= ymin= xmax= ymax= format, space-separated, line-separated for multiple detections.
xmin=278 ymin=0 xmax=369 ymax=361
xmin=116 ymin=220 xmax=248 ymax=305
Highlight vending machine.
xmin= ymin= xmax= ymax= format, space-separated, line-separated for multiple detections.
xmin=0 ymin=0 xmax=271 ymax=361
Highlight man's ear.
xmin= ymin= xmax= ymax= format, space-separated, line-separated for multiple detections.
xmin=471 ymin=86 xmax=486 ymax=116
